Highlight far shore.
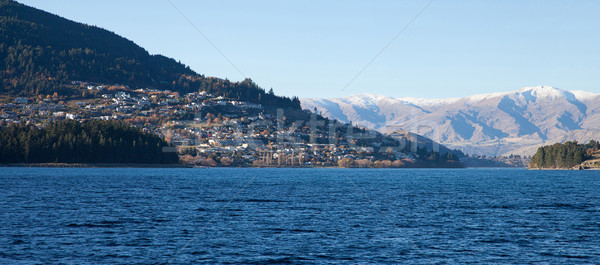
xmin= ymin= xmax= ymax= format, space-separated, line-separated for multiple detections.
xmin=528 ymin=167 xmax=600 ymax=171
xmin=1 ymin=163 xmax=191 ymax=168
xmin=0 ymin=163 xmax=488 ymax=169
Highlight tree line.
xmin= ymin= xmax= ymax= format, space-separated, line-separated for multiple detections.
xmin=0 ymin=120 xmax=178 ymax=164
xmin=530 ymin=140 xmax=600 ymax=169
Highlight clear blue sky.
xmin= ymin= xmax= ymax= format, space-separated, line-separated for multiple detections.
xmin=18 ymin=0 xmax=600 ymax=99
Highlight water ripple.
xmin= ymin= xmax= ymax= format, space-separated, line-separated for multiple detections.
xmin=1 ymin=168 xmax=600 ymax=264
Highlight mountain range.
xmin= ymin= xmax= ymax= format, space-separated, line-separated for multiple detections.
xmin=5 ymin=0 xmax=593 ymax=160
xmin=302 ymin=86 xmax=600 ymax=156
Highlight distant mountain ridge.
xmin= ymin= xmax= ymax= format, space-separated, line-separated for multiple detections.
xmin=302 ymin=86 xmax=600 ymax=156
xmin=0 ymin=0 xmax=300 ymax=108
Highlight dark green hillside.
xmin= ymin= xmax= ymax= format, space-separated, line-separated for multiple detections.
xmin=0 ymin=120 xmax=179 ymax=164
xmin=0 ymin=0 xmax=299 ymax=108
xmin=530 ymin=140 xmax=600 ymax=169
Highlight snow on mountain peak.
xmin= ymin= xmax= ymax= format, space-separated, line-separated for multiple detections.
xmin=517 ymin=85 xmax=567 ymax=99
xmin=518 ymin=85 xmax=560 ymax=92
xmin=345 ymin=93 xmax=460 ymax=106
xmin=306 ymin=86 xmax=599 ymax=110
xmin=344 ymin=86 xmax=577 ymax=106
xmin=571 ymin=90 xmax=600 ymax=100
xmin=343 ymin=93 xmax=395 ymax=107
xmin=300 ymin=85 xmax=600 ymax=156
xmin=398 ymin=97 xmax=461 ymax=106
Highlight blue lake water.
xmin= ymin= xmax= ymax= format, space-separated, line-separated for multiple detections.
xmin=1 ymin=168 xmax=600 ymax=264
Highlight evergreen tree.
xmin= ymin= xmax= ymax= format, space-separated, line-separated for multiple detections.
xmin=530 ymin=140 xmax=593 ymax=168
xmin=0 ymin=120 xmax=178 ymax=164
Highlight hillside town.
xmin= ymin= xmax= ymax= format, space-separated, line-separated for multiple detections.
xmin=0 ymin=82 xmax=458 ymax=167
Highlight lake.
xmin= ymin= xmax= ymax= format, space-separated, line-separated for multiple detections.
xmin=1 ymin=168 xmax=600 ymax=264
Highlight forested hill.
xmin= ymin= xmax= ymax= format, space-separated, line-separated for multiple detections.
xmin=529 ymin=140 xmax=600 ymax=169
xmin=0 ymin=0 xmax=300 ymax=108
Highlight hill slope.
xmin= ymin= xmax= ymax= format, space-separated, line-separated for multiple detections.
xmin=302 ymin=86 xmax=600 ymax=156
xmin=0 ymin=0 xmax=299 ymax=108
xmin=529 ymin=140 xmax=600 ymax=169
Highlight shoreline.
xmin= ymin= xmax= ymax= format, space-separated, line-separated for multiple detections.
xmin=0 ymin=163 xmax=499 ymax=169
xmin=1 ymin=163 xmax=191 ymax=168
xmin=528 ymin=167 xmax=600 ymax=171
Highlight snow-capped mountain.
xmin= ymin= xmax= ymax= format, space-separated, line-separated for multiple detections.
xmin=302 ymin=86 xmax=600 ymax=156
